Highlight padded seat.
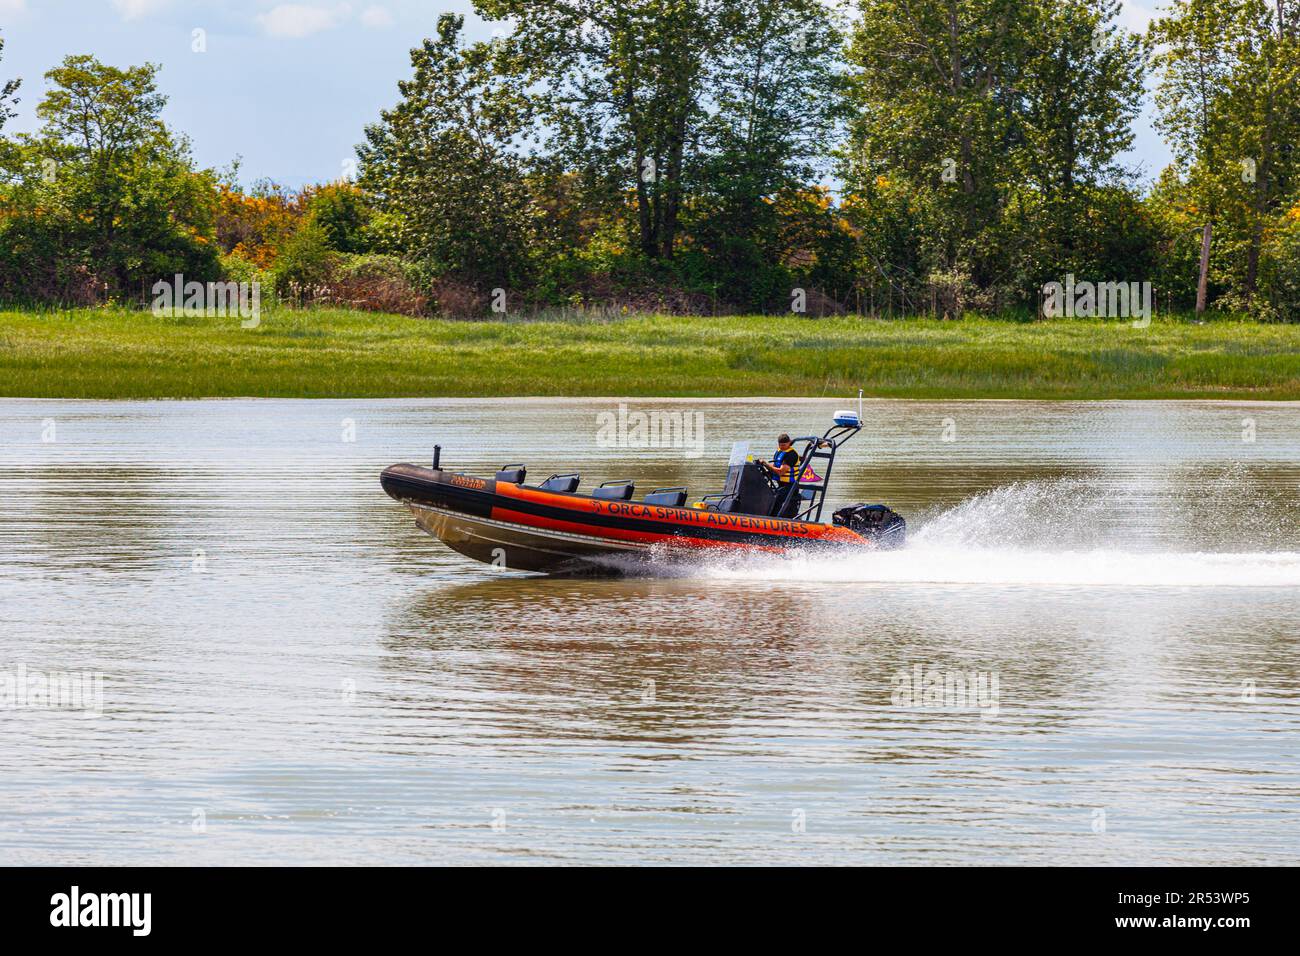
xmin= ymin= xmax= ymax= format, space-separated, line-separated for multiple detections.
xmin=592 ymin=481 xmax=635 ymax=501
xmin=495 ymin=464 xmax=526 ymax=483
xmin=539 ymin=474 xmax=580 ymax=493
xmin=644 ymin=487 xmax=687 ymax=507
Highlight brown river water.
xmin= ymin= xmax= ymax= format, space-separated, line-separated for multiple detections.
xmin=1 ymin=398 xmax=1298 ymax=864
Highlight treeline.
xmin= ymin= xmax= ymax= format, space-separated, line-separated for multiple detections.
xmin=1 ymin=0 xmax=1298 ymax=319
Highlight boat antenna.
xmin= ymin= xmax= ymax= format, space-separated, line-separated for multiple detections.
xmin=858 ymin=388 xmax=863 ymax=421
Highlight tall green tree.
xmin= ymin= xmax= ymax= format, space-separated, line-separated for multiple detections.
xmin=846 ymin=0 xmax=1032 ymax=286
xmin=845 ymin=0 xmax=1148 ymax=304
xmin=1222 ymin=0 xmax=1300 ymax=302
xmin=1009 ymin=0 xmax=1146 ymax=280
xmin=357 ymin=14 xmax=536 ymax=290
xmin=0 ymin=34 xmax=21 ymax=176
xmin=2 ymin=55 xmax=218 ymax=300
xmin=1016 ymin=1 xmax=1144 ymax=210
xmin=476 ymin=0 xmax=730 ymax=261
xmin=688 ymin=0 xmax=847 ymax=305
xmin=0 ymin=34 xmax=19 ymax=133
xmin=1149 ymin=0 xmax=1300 ymax=309
xmin=472 ymin=0 xmax=848 ymax=307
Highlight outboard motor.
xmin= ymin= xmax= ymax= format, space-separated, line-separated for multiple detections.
xmin=833 ymin=503 xmax=906 ymax=549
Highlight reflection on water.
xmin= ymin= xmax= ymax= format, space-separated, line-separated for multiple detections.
xmin=1 ymin=398 xmax=1298 ymax=864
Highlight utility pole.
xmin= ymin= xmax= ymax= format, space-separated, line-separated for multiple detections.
xmin=1195 ymin=223 xmax=1212 ymax=317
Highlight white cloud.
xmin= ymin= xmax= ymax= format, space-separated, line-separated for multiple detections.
xmin=256 ymin=3 xmax=353 ymax=39
xmin=360 ymin=5 xmax=393 ymax=29
xmin=111 ymin=0 xmax=170 ymax=20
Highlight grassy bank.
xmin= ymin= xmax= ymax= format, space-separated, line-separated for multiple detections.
xmin=2 ymin=306 xmax=1299 ymax=399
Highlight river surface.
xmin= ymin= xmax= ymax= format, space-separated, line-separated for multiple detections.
xmin=2 ymin=398 xmax=1298 ymax=865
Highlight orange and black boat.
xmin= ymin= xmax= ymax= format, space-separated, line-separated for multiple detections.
xmin=380 ymin=410 xmax=904 ymax=574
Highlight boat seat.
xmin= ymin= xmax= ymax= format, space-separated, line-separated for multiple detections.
xmin=592 ymin=480 xmax=635 ymax=501
xmin=644 ymin=487 xmax=688 ymax=508
xmin=539 ymin=473 xmax=580 ymax=493
xmin=495 ymin=464 xmax=526 ymax=483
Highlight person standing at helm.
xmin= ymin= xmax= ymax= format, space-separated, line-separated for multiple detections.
xmin=760 ymin=434 xmax=801 ymax=484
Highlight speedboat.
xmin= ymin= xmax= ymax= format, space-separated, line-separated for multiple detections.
xmin=380 ymin=410 xmax=905 ymax=575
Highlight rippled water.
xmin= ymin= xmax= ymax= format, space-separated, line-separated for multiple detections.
xmin=2 ymin=398 xmax=1298 ymax=864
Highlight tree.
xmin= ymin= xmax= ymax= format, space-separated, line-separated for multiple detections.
xmin=846 ymin=0 xmax=1033 ymax=286
xmin=357 ymin=14 xmax=536 ymax=291
xmin=308 ymin=182 xmax=373 ymax=255
xmin=0 ymin=34 xmax=19 ymax=133
xmin=272 ymin=218 xmax=338 ymax=301
xmin=1004 ymin=0 xmax=1146 ymax=288
xmin=477 ymin=0 xmax=731 ymax=261
xmin=0 ymin=34 xmax=21 ymax=178
xmin=1016 ymin=2 xmax=1144 ymax=218
xmin=1149 ymin=0 xmax=1300 ymax=309
xmin=468 ymin=0 xmax=849 ymax=308
xmin=845 ymin=0 xmax=1149 ymax=306
xmin=2 ymin=55 xmax=219 ymax=301
xmin=687 ymin=1 xmax=848 ymax=306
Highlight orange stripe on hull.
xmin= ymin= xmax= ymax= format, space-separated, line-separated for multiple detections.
xmin=489 ymin=505 xmax=787 ymax=553
xmin=492 ymin=482 xmax=868 ymax=549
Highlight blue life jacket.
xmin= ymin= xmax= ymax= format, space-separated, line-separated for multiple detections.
xmin=773 ymin=447 xmax=800 ymax=483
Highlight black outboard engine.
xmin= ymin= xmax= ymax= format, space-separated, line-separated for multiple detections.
xmin=833 ymin=504 xmax=906 ymax=549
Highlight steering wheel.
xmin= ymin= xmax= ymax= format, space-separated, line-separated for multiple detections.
xmin=752 ymin=458 xmax=781 ymax=493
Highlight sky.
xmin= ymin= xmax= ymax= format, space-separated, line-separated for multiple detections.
xmin=0 ymin=0 xmax=1173 ymax=190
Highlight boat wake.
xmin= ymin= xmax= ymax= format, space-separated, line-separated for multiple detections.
xmin=698 ymin=476 xmax=1300 ymax=588
xmin=700 ymin=545 xmax=1300 ymax=587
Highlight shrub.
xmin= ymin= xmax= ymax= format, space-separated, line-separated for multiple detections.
xmin=271 ymin=220 xmax=339 ymax=303
xmin=0 ymin=212 xmax=107 ymax=306
xmin=308 ymin=183 xmax=373 ymax=254
xmin=219 ymin=250 xmax=276 ymax=302
xmin=429 ymin=278 xmax=486 ymax=318
xmin=325 ymin=254 xmax=427 ymax=315
xmin=214 ymin=182 xmax=304 ymax=268
xmin=1258 ymin=204 xmax=1300 ymax=322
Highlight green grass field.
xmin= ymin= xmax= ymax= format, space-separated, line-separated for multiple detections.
xmin=2 ymin=306 xmax=1299 ymax=399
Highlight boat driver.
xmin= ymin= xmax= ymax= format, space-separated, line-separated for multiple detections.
xmin=760 ymin=434 xmax=801 ymax=485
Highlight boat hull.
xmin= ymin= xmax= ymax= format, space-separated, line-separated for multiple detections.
xmin=380 ymin=463 xmax=876 ymax=574
xmin=407 ymin=502 xmax=655 ymax=574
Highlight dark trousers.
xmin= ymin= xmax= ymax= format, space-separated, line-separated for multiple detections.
xmin=775 ymin=484 xmax=801 ymax=518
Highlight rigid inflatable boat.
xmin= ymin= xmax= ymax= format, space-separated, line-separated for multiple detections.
xmin=380 ymin=411 xmax=905 ymax=575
